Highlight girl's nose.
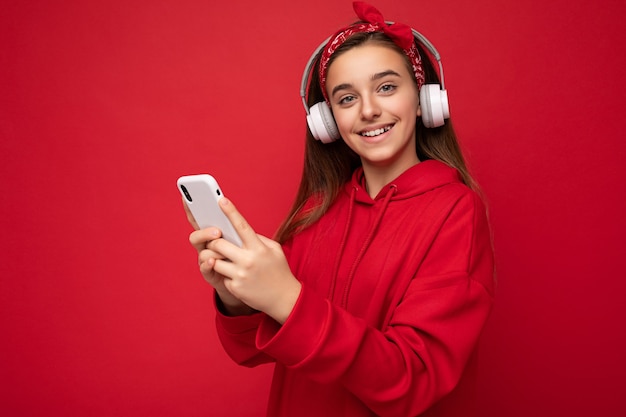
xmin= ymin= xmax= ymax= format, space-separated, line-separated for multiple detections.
xmin=360 ymin=94 xmax=381 ymax=120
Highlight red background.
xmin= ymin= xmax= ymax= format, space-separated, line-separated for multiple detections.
xmin=2 ymin=0 xmax=625 ymax=415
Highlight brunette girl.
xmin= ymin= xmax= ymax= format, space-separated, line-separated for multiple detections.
xmin=185 ymin=2 xmax=494 ymax=416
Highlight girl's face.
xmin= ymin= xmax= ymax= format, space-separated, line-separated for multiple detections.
xmin=325 ymin=43 xmax=421 ymax=176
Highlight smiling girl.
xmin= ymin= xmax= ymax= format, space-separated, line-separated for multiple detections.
xmin=185 ymin=2 xmax=494 ymax=416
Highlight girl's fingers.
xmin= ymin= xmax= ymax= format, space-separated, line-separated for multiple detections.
xmin=212 ymin=258 xmax=238 ymax=281
xmin=199 ymin=256 xmax=215 ymax=274
xmin=198 ymin=248 xmax=225 ymax=265
xmin=204 ymin=198 xmax=260 ymax=263
xmin=189 ymin=198 xmax=255 ymax=259
xmin=189 ymin=227 xmax=222 ymax=252
xmin=218 ymin=198 xmax=258 ymax=247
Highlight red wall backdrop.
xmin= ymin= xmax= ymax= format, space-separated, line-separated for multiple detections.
xmin=2 ymin=0 xmax=625 ymax=415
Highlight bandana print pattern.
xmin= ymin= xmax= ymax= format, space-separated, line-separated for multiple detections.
xmin=319 ymin=1 xmax=425 ymax=103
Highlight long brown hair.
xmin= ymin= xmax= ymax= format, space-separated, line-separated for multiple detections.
xmin=275 ymin=31 xmax=476 ymax=243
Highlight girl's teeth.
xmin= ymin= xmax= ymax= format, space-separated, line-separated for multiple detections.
xmin=362 ymin=126 xmax=391 ymax=137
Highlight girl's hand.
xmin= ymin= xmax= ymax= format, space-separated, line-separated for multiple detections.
xmin=208 ymin=198 xmax=302 ymax=325
xmin=184 ymin=199 xmax=255 ymax=316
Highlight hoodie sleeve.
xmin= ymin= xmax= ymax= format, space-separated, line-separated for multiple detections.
xmin=254 ymin=191 xmax=495 ymax=416
xmin=213 ymin=294 xmax=275 ymax=367
xmin=212 ymin=237 xmax=299 ymax=367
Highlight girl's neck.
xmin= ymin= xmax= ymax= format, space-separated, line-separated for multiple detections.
xmin=361 ymin=157 xmax=420 ymax=198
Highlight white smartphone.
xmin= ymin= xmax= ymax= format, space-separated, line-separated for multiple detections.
xmin=177 ymin=174 xmax=243 ymax=247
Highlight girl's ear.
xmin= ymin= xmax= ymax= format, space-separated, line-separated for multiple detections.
xmin=416 ymin=105 xmax=422 ymax=118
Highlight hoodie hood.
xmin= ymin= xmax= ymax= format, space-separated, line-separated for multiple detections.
xmin=347 ymin=160 xmax=464 ymax=204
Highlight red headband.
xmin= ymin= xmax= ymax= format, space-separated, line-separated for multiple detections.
xmin=319 ymin=1 xmax=425 ymax=103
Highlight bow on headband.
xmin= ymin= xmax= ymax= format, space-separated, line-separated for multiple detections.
xmin=318 ymin=1 xmax=425 ymax=103
xmin=353 ymin=1 xmax=414 ymax=50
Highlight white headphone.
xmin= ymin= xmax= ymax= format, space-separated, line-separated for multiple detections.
xmin=300 ymin=26 xmax=450 ymax=143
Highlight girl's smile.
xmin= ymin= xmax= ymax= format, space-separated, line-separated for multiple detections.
xmin=359 ymin=124 xmax=393 ymax=138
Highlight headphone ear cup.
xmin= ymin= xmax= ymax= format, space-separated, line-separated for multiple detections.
xmin=307 ymin=102 xmax=340 ymax=143
xmin=420 ymin=84 xmax=450 ymax=128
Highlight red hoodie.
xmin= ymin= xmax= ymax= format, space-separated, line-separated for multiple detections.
xmin=215 ymin=160 xmax=495 ymax=417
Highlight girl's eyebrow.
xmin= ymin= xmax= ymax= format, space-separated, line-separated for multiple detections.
xmin=330 ymin=69 xmax=401 ymax=98
xmin=371 ymin=69 xmax=401 ymax=80
xmin=331 ymin=83 xmax=353 ymax=98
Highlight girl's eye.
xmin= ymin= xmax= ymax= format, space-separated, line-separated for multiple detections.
xmin=338 ymin=95 xmax=356 ymax=105
xmin=379 ymin=83 xmax=396 ymax=93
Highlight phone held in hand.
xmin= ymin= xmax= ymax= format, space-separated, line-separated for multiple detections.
xmin=177 ymin=174 xmax=243 ymax=247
